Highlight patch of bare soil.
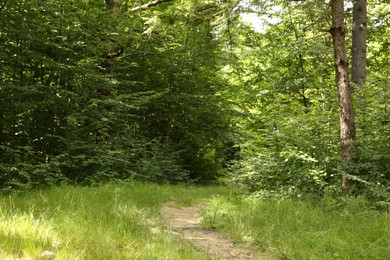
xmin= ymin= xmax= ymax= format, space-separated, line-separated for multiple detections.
xmin=160 ymin=201 xmax=261 ymax=259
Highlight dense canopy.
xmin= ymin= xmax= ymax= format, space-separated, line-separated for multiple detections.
xmin=0 ymin=0 xmax=389 ymax=202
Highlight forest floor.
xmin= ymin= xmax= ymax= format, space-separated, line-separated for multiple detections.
xmin=160 ymin=200 xmax=263 ymax=259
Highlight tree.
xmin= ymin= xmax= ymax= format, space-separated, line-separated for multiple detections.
xmin=0 ymin=0 xmax=235 ymax=190
xmin=351 ymin=0 xmax=367 ymax=94
xmin=329 ymin=0 xmax=357 ymax=187
xmin=106 ymin=0 xmax=120 ymax=11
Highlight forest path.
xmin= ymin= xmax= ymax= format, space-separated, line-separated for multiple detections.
xmin=160 ymin=201 xmax=262 ymax=259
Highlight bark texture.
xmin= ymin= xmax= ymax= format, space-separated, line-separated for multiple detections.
xmin=329 ymin=0 xmax=357 ymax=187
xmin=0 ymin=109 xmax=3 ymax=145
xmin=130 ymin=0 xmax=173 ymax=12
xmin=106 ymin=0 xmax=121 ymax=11
xmin=352 ymin=0 xmax=367 ymax=89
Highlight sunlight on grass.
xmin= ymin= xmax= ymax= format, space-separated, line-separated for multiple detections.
xmin=2 ymin=181 xmax=388 ymax=259
xmin=202 ymin=195 xmax=390 ymax=259
xmin=0 ymin=181 xmax=232 ymax=259
xmin=0 ymin=210 xmax=60 ymax=259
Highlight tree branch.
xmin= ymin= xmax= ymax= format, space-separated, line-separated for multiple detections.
xmin=130 ymin=0 xmax=173 ymax=12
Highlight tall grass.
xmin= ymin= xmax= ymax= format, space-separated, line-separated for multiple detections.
xmin=4 ymin=181 xmax=387 ymax=259
xmin=0 ymin=181 xmax=232 ymax=259
xmin=202 ymin=195 xmax=390 ymax=259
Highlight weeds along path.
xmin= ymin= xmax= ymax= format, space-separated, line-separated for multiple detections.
xmin=160 ymin=201 xmax=260 ymax=260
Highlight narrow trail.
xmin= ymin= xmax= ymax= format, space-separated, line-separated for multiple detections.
xmin=160 ymin=201 xmax=261 ymax=259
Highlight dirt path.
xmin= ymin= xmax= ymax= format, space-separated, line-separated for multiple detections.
xmin=160 ymin=201 xmax=261 ymax=259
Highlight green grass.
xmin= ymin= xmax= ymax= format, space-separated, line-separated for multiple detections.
xmin=0 ymin=181 xmax=233 ymax=259
xmin=201 ymin=195 xmax=390 ymax=259
xmin=2 ymin=182 xmax=389 ymax=259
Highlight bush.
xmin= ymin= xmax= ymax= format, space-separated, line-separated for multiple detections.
xmin=134 ymin=140 xmax=190 ymax=184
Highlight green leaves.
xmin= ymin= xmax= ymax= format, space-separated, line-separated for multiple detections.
xmin=0 ymin=0 xmax=238 ymax=191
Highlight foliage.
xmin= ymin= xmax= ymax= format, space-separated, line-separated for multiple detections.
xmin=134 ymin=140 xmax=190 ymax=183
xmin=0 ymin=0 xmax=234 ymax=190
xmin=0 ymin=0 xmax=388 ymax=203
xmin=222 ymin=0 xmax=389 ymax=202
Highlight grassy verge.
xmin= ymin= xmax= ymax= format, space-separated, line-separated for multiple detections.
xmin=3 ymin=181 xmax=388 ymax=259
xmin=0 ymin=181 xmax=232 ymax=259
xmin=201 ymin=195 xmax=390 ymax=259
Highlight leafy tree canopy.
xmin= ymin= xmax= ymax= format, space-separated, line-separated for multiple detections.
xmin=0 ymin=0 xmax=389 ymax=205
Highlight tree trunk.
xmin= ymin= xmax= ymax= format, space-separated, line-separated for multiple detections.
xmin=106 ymin=0 xmax=121 ymax=11
xmin=104 ymin=0 xmax=122 ymax=70
xmin=352 ymin=0 xmax=367 ymax=89
xmin=329 ymin=0 xmax=357 ymax=187
xmin=0 ymin=109 xmax=3 ymax=145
